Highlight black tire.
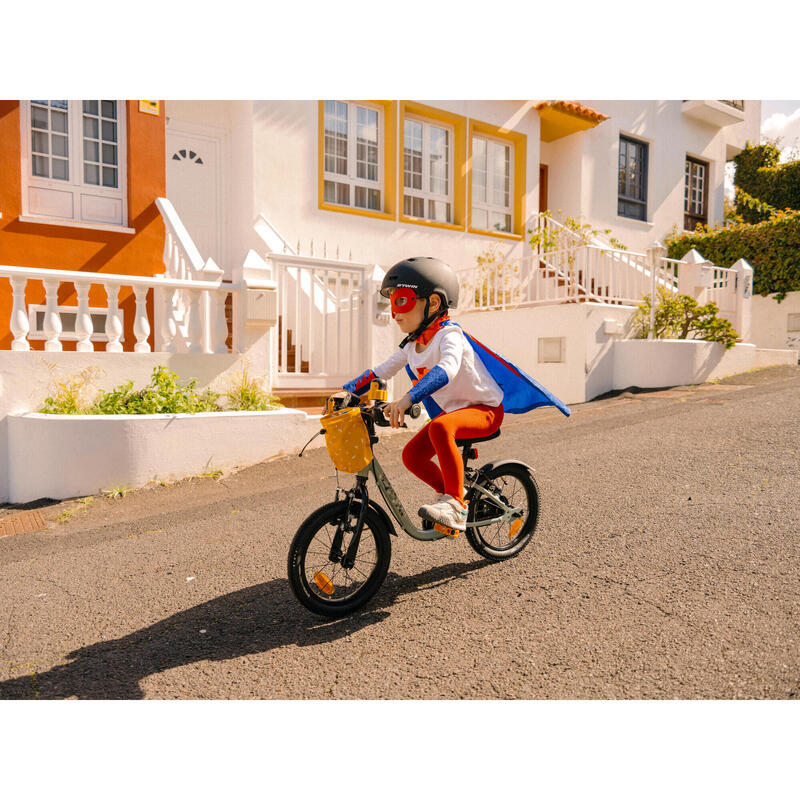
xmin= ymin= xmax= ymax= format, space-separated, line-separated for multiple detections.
xmin=287 ymin=501 xmax=391 ymax=618
xmin=465 ymin=462 xmax=540 ymax=562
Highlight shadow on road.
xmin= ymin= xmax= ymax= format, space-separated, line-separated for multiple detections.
xmin=0 ymin=558 xmax=490 ymax=699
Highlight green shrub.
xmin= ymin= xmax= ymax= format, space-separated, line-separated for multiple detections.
xmin=223 ymin=365 xmax=282 ymax=411
xmin=631 ymin=288 xmax=738 ymax=349
xmin=39 ymin=365 xmax=103 ymax=414
xmin=90 ymin=366 xmax=220 ymax=414
xmin=40 ymin=366 xmax=221 ymax=415
xmin=733 ymin=143 xmax=800 ymax=223
xmin=665 ymin=211 xmax=800 ymax=301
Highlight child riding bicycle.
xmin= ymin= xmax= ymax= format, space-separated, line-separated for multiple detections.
xmin=343 ymin=257 xmax=570 ymax=533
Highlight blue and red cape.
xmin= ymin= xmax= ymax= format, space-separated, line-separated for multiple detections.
xmin=404 ymin=320 xmax=571 ymax=420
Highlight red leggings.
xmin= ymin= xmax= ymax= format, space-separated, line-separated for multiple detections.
xmin=402 ymin=404 xmax=504 ymax=505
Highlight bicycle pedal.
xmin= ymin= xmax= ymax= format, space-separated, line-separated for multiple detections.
xmin=434 ymin=523 xmax=460 ymax=538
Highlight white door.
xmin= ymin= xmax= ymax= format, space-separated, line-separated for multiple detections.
xmin=166 ymin=127 xmax=223 ymax=270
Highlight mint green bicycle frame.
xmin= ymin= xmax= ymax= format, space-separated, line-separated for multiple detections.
xmin=356 ymin=453 xmax=524 ymax=542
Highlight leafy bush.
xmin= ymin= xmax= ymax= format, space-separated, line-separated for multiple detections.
xmin=41 ymin=366 xmax=221 ymax=415
xmin=733 ymin=143 xmax=800 ymax=223
xmin=223 ymin=365 xmax=282 ymax=411
xmin=665 ymin=211 xmax=800 ymax=301
xmin=631 ymin=288 xmax=738 ymax=349
xmin=90 ymin=366 xmax=220 ymax=414
xmin=39 ymin=365 xmax=103 ymax=414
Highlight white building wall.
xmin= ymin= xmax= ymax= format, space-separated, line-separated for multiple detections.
xmin=750 ymin=291 xmax=800 ymax=357
xmin=250 ymin=100 xmax=542 ymax=270
xmin=550 ymin=100 xmax=763 ymax=253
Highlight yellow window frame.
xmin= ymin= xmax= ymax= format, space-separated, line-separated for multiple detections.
xmin=468 ymin=119 xmax=526 ymax=240
xmin=399 ymin=101 xmax=467 ymax=232
xmin=318 ymin=100 xmax=397 ymax=221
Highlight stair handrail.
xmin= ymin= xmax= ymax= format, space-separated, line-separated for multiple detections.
xmin=155 ymin=197 xmax=205 ymax=280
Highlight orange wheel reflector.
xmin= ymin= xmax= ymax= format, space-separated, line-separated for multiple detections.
xmin=509 ymin=519 xmax=523 ymax=538
xmin=313 ymin=571 xmax=335 ymax=595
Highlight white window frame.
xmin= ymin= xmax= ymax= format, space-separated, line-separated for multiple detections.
xmin=19 ymin=100 xmax=128 ymax=228
xmin=471 ymin=133 xmax=514 ymax=233
xmin=27 ymin=303 xmax=109 ymax=342
xmin=322 ymin=100 xmax=384 ymax=212
xmin=402 ymin=114 xmax=455 ymax=224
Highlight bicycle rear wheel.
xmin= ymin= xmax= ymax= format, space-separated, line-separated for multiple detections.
xmin=465 ymin=462 xmax=540 ymax=561
xmin=287 ymin=501 xmax=391 ymax=617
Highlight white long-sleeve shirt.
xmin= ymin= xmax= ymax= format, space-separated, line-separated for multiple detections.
xmin=373 ymin=325 xmax=503 ymax=413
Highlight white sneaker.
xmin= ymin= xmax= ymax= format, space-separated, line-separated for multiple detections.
xmin=418 ymin=494 xmax=468 ymax=531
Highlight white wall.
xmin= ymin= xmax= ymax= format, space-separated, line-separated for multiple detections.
xmin=249 ymin=100 xmax=542 ymax=270
xmin=556 ymin=100 xmax=763 ymax=252
xmin=454 ymin=302 xmax=635 ymax=407
xmin=750 ymin=291 xmax=800 ymax=357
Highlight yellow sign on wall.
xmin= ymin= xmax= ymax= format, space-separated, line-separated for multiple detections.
xmin=139 ymin=100 xmax=160 ymax=116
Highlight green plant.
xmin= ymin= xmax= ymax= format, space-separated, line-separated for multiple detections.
xmin=223 ymin=365 xmax=282 ymax=411
xmin=89 ymin=366 xmax=220 ymax=415
xmin=39 ymin=365 xmax=103 ymax=414
xmin=665 ymin=211 xmax=800 ymax=301
xmin=733 ymin=142 xmax=800 ymax=223
xmin=471 ymin=244 xmax=521 ymax=307
xmin=103 ymin=485 xmax=131 ymax=499
xmin=631 ymin=287 xmax=738 ymax=348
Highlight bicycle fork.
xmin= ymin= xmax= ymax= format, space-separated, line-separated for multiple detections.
xmin=329 ymin=475 xmax=370 ymax=569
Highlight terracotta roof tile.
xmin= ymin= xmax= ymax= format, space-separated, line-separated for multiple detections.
xmin=534 ymin=101 xmax=609 ymax=123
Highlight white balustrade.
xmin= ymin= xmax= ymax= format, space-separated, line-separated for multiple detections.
xmin=43 ymin=279 xmax=63 ymax=352
xmin=1 ymin=264 xmax=234 ymax=354
xmin=74 ymin=283 xmax=93 ymax=352
xmin=133 ymin=285 xmax=151 ymax=353
xmin=9 ymin=276 xmax=30 ymax=351
xmin=105 ymin=283 xmax=124 ymax=353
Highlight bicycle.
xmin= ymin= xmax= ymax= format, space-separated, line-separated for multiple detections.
xmin=287 ymin=380 xmax=541 ymax=617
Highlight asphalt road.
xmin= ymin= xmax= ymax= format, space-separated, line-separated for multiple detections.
xmin=1 ymin=365 xmax=798 ymax=699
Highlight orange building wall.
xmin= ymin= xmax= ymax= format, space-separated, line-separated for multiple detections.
xmin=0 ymin=100 xmax=166 ymax=351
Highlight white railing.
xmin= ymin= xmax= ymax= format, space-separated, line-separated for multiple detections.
xmin=269 ymin=253 xmax=371 ymax=388
xmin=156 ymin=197 xmax=232 ymax=354
xmin=0 ymin=264 xmax=232 ymax=354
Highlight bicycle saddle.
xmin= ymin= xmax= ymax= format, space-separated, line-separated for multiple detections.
xmin=455 ymin=429 xmax=501 ymax=447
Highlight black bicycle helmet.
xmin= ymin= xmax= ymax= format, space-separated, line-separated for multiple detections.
xmin=380 ymin=257 xmax=460 ymax=309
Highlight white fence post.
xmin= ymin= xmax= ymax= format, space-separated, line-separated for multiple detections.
xmin=731 ymin=258 xmax=754 ymax=342
xmin=231 ymin=249 xmax=278 ymax=388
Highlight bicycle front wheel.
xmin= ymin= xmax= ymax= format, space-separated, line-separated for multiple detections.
xmin=287 ymin=501 xmax=391 ymax=618
xmin=466 ymin=462 xmax=540 ymax=562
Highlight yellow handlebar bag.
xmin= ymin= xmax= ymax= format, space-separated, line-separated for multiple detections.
xmin=321 ymin=407 xmax=373 ymax=473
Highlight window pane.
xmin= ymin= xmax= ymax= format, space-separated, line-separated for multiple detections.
xmin=101 ymin=120 xmax=117 ymax=142
xmin=84 ymin=116 xmax=99 ymax=139
xmin=51 ymin=110 xmax=68 ymax=133
xmin=84 ymin=163 xmax=100 ymax=184
xmin=50 ymin=100 xmax=68 ymax=110
xmin=490 ymin=211 xmax=511 ymax=232
xmin=404 ymin=195 xmax=424 ymax=218
xmin=429 ymin=200 xmax=451 ymax=223
xmin=355 ymin=186 xmax=381 ymax=211
xmin=84 ymin=139 xmax=99 ymax=162
xmin=472 ymin=137 xmax=487 ymax=203
xmin=83 ymin=100 xmax=98 ymax=115
xmin=31 ymin=105 xmax=49 ymax=129
xmin=102 ymin=143 xmax=117 ymax=165
xmin=404 ymin=120 xmax=423 ymax=192
xmin=32 ymin=130 xmax=49 ymax=154
xmin=324 ymin=180 xmax=349 ymax=206
xmin=356 ymin=106 xmax=379 ymax=182
xmin=52 ymin=158 xmax=68 ymax=181
xmin=472 ymin=207 xmax=488 ymax=229
xmin=429 ymin=126 xmax=449 ymax=196
xmin=102 ymin=166 xmax=117 ymax=188
xmin=32 ymin=154 xmax=49 ymax=178
xmin=324 ymin=101 xmax=348 ymax=176
xmin=101 ymin=100 xmax=116 ymax=119
xmin=52 ymin=134 xmax=68 ymax=157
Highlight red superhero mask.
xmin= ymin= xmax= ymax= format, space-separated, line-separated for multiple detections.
xmin=390 ymin=287 xmax=419 ymax=317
